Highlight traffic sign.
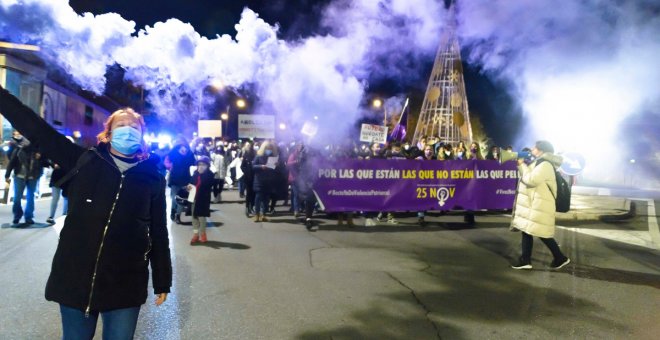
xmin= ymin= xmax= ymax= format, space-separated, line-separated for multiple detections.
xmin=560 ymin=152 xmax=586 ymax=176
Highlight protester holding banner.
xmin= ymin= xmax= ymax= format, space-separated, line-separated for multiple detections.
xmin=486 ymin=146 xmax=500 ymax=161
xmin=252 ymin=141 xmax=279 ymax=222
xmin=438 ymin=143 xmax=455 ymax=160
xmin=365 ymin=142 xmax=384 ymax=160
xmin=416 ymin=144 xmax=437 ymax=226
xmin=455 ymin=142 xmax=468 ymax=160
xmin=511 ymin=140 xmax=571 ymax=270
xmin=468 ymin=142 xmax=484 ymax=160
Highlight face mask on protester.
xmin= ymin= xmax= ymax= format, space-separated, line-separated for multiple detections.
xmin=457 ymin=152 xmax=464 ymax=157
xmin=111 ymin=126 xmax=142 ymax=155
xmin=265 ymin=150 xmax=273 ymax=157
xmin=445 ymin=151 xmax=451 ymax=156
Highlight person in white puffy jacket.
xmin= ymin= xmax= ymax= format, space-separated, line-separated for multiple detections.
xmin=511 ymin=140 xmax=571 ymax=270
xmin=211 ymin=146 xmax=227 ymax=203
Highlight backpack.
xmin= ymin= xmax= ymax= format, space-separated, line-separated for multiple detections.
xmin=541 ymin=160 xmax=571 ymax=213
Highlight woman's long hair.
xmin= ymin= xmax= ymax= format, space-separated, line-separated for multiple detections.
xmin=97 ymin=107 xmax=149 ymax=159
xmin=256 ymin=140 xmax=278 ymax=157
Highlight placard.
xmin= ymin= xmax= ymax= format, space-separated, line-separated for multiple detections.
xmin=238 ymin=114 xmax=275 ymax=139
xmin=359 ymin=124 xmax=388 ymax=144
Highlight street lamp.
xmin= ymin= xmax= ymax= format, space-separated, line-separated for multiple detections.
xmin=279 ymin=123 xmax=287 ymax=130
xmin=236 ymin=99 xmax=247 ymax=109
xmin=210 ymin=79 xmax=224 ymax=91
xmin=220 ymin=112 xmax=229 ymax=121
xmin=372 ymin=98 xmax=386 ymax=125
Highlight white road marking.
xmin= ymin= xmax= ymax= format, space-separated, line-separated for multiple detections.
xmin=556 ymin=226 xmax=656 ymax=250
xmin=558 ymin=198 xmax=660 ymax=250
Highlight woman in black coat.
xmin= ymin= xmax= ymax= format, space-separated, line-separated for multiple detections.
xmin=0 ymin=86 xmax=171 ymax=339
xmin=240 ymin=143 xmax=256 ymax=217
xmin=252 ymin=141 xmax=279 ymax=222
xmin=188 ymin=156 xmax=215 ymax=244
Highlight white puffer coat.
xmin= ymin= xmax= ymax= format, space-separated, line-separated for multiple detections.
xmin=511 ymin=153 xmax=563 ymax=238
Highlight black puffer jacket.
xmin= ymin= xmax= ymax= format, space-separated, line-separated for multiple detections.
xmin=0 ymin=86 xmax=172 ymax=313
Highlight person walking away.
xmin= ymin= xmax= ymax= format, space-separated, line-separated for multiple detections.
xmin=47 ymin=160 xmax=69 ymax=225
xmin=0 ymin=85 xmax=172 ymax=339
xmin=188 ymin=156 xmax=215 ymax=244
xmin=252 ymin=142 xmax=279 ymax=222
xmin=240 ymin=142 xmax=257 ymax=217
xmin=511 ymin=140 xmax=571 ymax=270
xmin=166 ymin=139 xmax=196 ymax=224
xmin=287 ymin=142 xmax=303 ymax=218
xmin=4 ymin=131 xmax=46 ymax=224
xmin=211 ymin=146 xmax=226 ymax=203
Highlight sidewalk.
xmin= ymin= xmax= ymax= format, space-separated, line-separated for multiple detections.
xmin=556 ymin=194 xmax=632 ymax=222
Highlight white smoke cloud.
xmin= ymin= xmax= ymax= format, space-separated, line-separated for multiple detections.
xmin=0 ymin=0 xmax=446 ymax=143
xmin=456 ymin=0 xmax=660 ymax=184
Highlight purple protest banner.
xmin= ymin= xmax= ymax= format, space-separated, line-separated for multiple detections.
xmin=313 ymin=159 xmax=518 ymax=212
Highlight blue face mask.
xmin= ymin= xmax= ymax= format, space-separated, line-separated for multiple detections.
xmin=111 ymin=126 xmax=142 ymax=155
xmin=265 ymin=150 xmax=273 ymax=156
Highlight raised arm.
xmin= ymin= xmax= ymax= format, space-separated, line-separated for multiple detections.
xmin=0 ymin=86 xmax=84 ymax=172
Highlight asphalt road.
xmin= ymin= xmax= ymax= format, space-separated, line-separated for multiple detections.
xmin=0 ymin=191 xmax=658 ymax=339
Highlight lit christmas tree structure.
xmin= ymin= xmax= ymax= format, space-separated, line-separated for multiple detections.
xmin=412 ymin=11 xmax=472 ymax=146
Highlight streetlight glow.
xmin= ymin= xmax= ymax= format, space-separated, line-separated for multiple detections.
xmin=279 ymin=123 xmax=287 ymax=130
xmin=210 ymin=79 xmax=224 ymax=90
xmin=236 ymin=99 xmax=247 ymax=109
xmin=372 ymin=98 xmax=383 ymax=109
xmin=220 ymin=113 xmax=229 ymax=120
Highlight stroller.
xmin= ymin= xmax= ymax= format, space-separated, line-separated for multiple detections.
xmin=175 ymin=188 xmax=193 ymax=223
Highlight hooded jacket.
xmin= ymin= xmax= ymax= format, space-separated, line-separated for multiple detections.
xmin=0 ymin=86 xmax=172 ymax=313
xmin=511 ymin=153 xmax=563 ymax=238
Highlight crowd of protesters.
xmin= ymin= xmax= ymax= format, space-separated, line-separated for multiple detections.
xmin=151 ymin=134 xmax=515 ymax=231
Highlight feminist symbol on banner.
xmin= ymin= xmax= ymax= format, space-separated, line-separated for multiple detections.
xmin=437 ymin=187 xmax=450 ymax=207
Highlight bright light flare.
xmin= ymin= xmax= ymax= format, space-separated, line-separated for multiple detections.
xmin=220 ymin=113 xmax=229 ymax=120
xmin=372 ymin=98 xmax=383 ymax=109
xmin=236 ymin=99 xmax=246 ymax=109
xmin=523 ymin=69 xmax=639 ymax=182
xmin=279 ymin=123 xmax=286 ymax=130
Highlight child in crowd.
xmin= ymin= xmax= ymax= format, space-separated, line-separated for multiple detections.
xmin=188 ymin=156 xmax=215 ymax=244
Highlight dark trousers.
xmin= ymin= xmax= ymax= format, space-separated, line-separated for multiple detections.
xmin=60 ymin=304 xmax=140 ymax=340
xmin=521 ymin=232 xmax=566 ymax=262
xmin=254 ymin=191 xmax=269 ymax=215
xmin=301 ymin=189 xmax=316 ymax=219
xmin=245 ymin=186 xmax=255 ymax=211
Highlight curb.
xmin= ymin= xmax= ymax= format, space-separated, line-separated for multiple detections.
xmin=555 ymin=199 xmax=635 ymax=222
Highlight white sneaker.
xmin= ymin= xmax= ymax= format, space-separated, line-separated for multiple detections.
xmin=365 ymin=218 xmax=376 ymax=227
xmin=387 ymin=218 xmax=399 ymax=225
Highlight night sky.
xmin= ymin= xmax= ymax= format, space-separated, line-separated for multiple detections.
xmin=69 ymin=0 xmax=521 ymax=145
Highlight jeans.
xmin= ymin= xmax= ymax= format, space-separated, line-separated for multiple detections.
xmin=291 ymin=184 xmax=300 ymax=213
xmin=238 ymin=177 xmax=246 ymax=196
xmin=50 ymin=187 xmax=69 ymax=218
xmin=169 ymin=185 xmax=185 ymax=215
xmin=521 ymin=232 xmax=566 ymax=262
xmin=254 ymin=191 xmax=269 ymax=215
xmin=60 ymin=304 xmax=140 ymax=340
xmin=12 ymin=176 xmax=37 ymax=222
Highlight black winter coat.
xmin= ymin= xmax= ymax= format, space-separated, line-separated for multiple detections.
xmin=5 ymin=144 xmax=47 ymax=180
xmin=0 ymin=86 xmax=172 ymax=313
xmin=190 ymin=170 xmax=214 ymax=217
xmin=167 ymin=145 xmax=196 ymax=187
xmin=252 ymin=155 xmax=279 ymax=193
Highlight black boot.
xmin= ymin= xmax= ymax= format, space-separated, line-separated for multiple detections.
xmin=170 ymin=210 xmax=176 ymax=221
xmin=175 ymin=213 xmax=183 ymax=225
